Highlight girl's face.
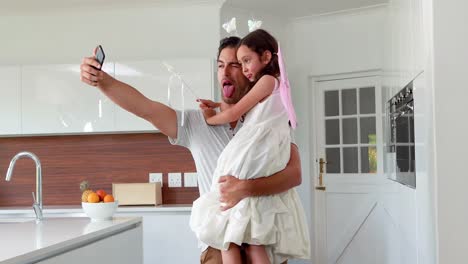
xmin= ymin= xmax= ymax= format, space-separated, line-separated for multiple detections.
xmin=237 ymin=45 xmax=270 ymax=82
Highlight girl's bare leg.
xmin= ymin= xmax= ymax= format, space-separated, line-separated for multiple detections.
xmin=248 ymin=245 xmax=270 ymax=264
xmin=222 ymin=243 xmax=242 ymax=264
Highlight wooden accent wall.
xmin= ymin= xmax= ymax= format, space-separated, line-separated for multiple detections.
xmin=0 ymin=133 xmax=199 ymax=207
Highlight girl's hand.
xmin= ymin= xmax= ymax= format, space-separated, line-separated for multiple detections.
xmin=197 ymin=99 xmax=220 ymax=110
xmin=197 ymin=99 xmax=220 ymax=124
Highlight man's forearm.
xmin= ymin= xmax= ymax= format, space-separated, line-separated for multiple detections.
xmin=98 ymin=77 xmax=177 ymax=138
xmin=243 ymin=144 xmax=302 ymax=197
xmin=218 ymin=144 xmax=302 ymax=211
xmin=98 ymin=78 xmax=151 ymax=119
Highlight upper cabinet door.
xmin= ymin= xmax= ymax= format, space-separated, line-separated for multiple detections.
xmin=388 ymin=0 xmax=424 ymax=93
xmin=0 ymin=66 xmax=21 ymax=135
xmin=114 ymin=58 xmax=213 ymax=132
xmin=412 ymin=0 xmax=424 ymax=76
xmin=21 ymin=63 xmax=115 ymax=134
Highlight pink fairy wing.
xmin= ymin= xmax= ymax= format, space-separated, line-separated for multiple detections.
xmin=278 ymin=45 xmax=297 ymax=129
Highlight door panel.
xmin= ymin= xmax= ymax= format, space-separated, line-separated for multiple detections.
xmin=313 ymin=74 xmax=390 ymax=264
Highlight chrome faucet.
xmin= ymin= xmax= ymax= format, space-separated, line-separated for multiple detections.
xmin=5 ymin=151 xmax=43 ymax=221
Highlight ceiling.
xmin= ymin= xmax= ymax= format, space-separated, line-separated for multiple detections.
xmin=0 ymin=0 xmax=387 ymax=17
xmin=0 ymin=0 xmax=219 ymax=14
xmin=226 ymin=0 xmax=388 ymax=18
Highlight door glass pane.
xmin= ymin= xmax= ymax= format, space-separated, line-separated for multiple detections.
xmin=326 ymin=119 xmax=340 ymax=145
xmin=326 ymin=148 xmax=341 ymax=173
xmin=360 ymin=87 xmax=375 ymax=114
xmin=342 ymin=118 xmax=357 ymax=144
xmin=342 ymin=89 xmax=357 ymax=115
xmin=360 ymin=117 xmax=376 ymax=144
xmin=343 ymin=147 xmax=358 ymax=173
xmin=325 ymin=90 xmax=339 ymax=117
xmin=361 ymin=146 xmax=377 ymax=173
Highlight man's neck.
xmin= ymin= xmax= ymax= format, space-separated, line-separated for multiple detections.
xmin=220 ymin=101 xmax=238 ymax=129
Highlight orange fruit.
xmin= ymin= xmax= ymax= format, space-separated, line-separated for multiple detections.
xmin=103 ymin=194 xmax=114 ymax=203
xmin=87 ymin=192 xmax=100 ymax=203
xmin=81 ymin=190 xmax=93 ymax=202
xmin=96 ymin=189 xmax=107 ymax=201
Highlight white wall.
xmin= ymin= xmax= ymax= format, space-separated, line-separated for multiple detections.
xmin=220 ymin=5 xmax=287 ymax=43
xmin=286 ymin=6 xmax=385 ymax=76
xmin=432 ymin=0 xmax=468 ymax=263
xmin=285 ymin=7 xmax=386 ymax=262
xmin=0 ymin=2 xmax=222 ymax=65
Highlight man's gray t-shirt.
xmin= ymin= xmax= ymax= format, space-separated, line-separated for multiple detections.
xmin=168 ymin=110 xmax=296 ymax=196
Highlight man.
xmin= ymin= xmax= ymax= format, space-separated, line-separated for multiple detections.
xmin=80 ymin=36 xmax=302 ymax=263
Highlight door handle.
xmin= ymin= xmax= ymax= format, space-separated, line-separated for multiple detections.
xmin=315 ymin=158 xmax=327 ymax=191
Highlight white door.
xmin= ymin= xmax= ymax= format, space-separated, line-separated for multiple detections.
xmin=311 ymin=73 xmax=398 ymax=264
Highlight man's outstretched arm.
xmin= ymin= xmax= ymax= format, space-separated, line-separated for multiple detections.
xmin=80 ymin=54 xmax=177 ymax=138
xmin=218 ymin=143 xmax=302 ymax=210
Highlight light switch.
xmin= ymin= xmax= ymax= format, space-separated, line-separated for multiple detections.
xmin=184 ymin=172 xmax=198 ymax=187
xmin=168 ymin=173 xmax=182 ymax=188
xmin=149 ymin=173 xmax=163 ymax=186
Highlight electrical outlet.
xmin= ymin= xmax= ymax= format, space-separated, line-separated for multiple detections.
xmin=149 ymin=173 xmax=163 ymax=186
xmin=184 ymin=172 xmax=198 ymax=187
xmin=168 ymin=173 xmax=182 ymax=187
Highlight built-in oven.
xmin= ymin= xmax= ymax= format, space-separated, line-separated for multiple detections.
xmin=386 ymin=81 xmax=416 ymax=188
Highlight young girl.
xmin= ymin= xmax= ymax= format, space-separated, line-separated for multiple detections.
xmin=190 ymin=29 xmax=310 ymax=264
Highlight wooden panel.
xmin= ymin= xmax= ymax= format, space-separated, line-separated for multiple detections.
xmin=0 ymin=133 xmax=199 ymax=206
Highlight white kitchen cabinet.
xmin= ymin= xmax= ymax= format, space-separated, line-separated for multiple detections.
xmin=412 ymin=0 xmax=424 ymax=76
xmin=116 ymin=212 xmax=200 ymax=264
xmin=114 ymin=58 xmax=214 ymax=132
xmin=0 ymin=66 xmax=21 ymax=135
xmin=21 ymin=63 xmax=115 ymax=134
xmin=3 ymin=58 xmax=213 ymax=136
xmin=386 ymin=0 xmax=425 ymax=94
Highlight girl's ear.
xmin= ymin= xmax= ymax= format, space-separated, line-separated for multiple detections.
xmin=261 ymin=50 xmax=272 ymax=65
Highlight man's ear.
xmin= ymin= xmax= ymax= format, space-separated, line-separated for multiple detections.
xmin=261 ymin=50 xmax=272 ymax=65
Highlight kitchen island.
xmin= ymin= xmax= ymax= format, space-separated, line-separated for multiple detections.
xmin=0 ymin=206 xmax=198 ymax=264
xmin=0 ymin=217 xmax=142 ymax=264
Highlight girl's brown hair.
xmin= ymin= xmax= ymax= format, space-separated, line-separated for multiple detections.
xmin=239 ymin=29 xmax=280 ymax=79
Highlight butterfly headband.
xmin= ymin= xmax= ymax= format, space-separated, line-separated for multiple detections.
xmin=222 ymin=17 xmax=263 ymax=35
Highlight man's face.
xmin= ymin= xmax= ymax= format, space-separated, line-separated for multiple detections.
xmin=217 ymin=47 xmax=250 ymax=105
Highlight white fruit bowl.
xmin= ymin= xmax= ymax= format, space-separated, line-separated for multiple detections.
xmin=82 ymin=201 xmax=118 ymax=221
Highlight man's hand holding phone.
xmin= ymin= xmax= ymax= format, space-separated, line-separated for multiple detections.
xmin=80 ymin=45 xmax=111 ymax=87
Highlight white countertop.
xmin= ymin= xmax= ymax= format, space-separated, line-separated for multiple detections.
xmin=0 ymin=217 xmax=142 ymax=264
xmin=0 ymin=204 xmax=192 ymax=215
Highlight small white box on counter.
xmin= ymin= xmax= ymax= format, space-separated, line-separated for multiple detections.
xmin=112 ymin=182 xmax=162 ymax=206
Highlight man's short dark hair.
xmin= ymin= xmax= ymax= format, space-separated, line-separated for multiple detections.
xmin=217 ymin=36 xmax=241 ymax=59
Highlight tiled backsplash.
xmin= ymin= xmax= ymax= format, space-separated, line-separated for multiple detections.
xmin=0 ymin=133 xmax=199 ymax=206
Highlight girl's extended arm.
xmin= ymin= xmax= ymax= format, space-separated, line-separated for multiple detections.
xmin=206 ymin=75 xmax=276 ymax=125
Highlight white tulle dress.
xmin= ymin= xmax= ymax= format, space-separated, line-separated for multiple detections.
xmin=190 ymin=80 xmax=310 ymax=263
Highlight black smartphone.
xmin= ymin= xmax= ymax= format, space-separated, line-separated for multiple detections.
xmin=95 ymin=45 xmax=105 ymax=70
